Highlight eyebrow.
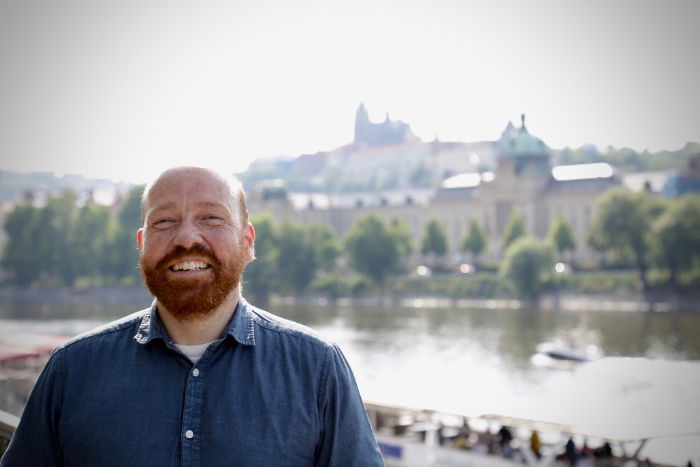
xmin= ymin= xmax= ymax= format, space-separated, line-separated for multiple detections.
xmin=150 ymin=201 xmax=230 ymax=212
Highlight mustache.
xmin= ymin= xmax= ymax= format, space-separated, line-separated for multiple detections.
xmin=155 ymin=244 xmax=219 ymax=270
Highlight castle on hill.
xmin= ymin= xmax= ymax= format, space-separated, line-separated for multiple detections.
xmin=248 ymin=106 xmax=623 ymax=264
xmin=353 ymin=103 xmax=415 ymax=148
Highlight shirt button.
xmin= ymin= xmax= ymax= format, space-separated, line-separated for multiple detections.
xmin=185 ymin=430 xmax=194 ymax=439
xmin=192 ymin=368 xmax=200 ymax=377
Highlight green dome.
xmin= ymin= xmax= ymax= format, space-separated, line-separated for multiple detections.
xmin=498 ymin=114 xmax=549 ymax=158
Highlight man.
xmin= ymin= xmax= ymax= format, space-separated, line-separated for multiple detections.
xmin=1 ymin=166 xmax=384 ymax=466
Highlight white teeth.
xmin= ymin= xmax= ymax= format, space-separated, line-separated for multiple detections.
xmin=172 ymin=261 xmax=208 ymax=271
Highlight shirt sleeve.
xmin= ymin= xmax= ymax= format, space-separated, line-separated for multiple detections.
xmin=1 ymin=349 xmax=64 ymax=467
xmin=314 ymin=344 xmax=384 ymax=466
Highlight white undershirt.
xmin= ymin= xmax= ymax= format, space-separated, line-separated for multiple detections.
xmin=173 ymin=341 xmax=215 ymax=364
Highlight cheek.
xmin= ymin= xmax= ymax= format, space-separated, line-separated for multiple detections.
xmin=215 ymin=233 xmax=249 ymax=259
xmin=242 ymin=240 xmax=254 ymax=263
xmin=140 ymin=237 xmax=167 ymax=263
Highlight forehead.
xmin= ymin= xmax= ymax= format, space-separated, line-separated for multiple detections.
xmin=144 ymin=169 xmax=235 ymax=214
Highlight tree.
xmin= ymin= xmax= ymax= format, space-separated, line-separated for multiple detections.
xmin=501 ymin=212 xmax=527 ymax=251
xmin=653 ymin=195 xmax=700 ymax=288
xmin=105 ymin=186 xmax=144 ymax=282
xmin=547 ymin=216 xmax=576 ymax=258
xmin=2 ymin=204 xmax=42 ymax=285
xmin=500 ymin=236 xmax=555 ymax=300
xmin=244 ymin=214 xmax=279 ymax=303
xmin=72 ymin=204 xmax=111 ymax=282
xmin=345 ymin=214 xmax=401 ymax=284
xmin=420 ymin=218 xmax=448 ymax=267
xmin=589 ymin=188 xmax=656 ymax=291
xmin=388 ymin=217 xmax=414 ymax=260
xmin=276 ymin=221 xmax=318 ymax=293
xmin=37 ymin=190 xmax=79 ymax=286
xmin=307 ymin=223 xmax=341 ymax=272
xmin=462 ymin=219 xmax=486 ymax=265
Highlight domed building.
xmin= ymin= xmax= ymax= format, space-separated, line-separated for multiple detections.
xmin=426 ymin=115 xmax=620 ymax=260
xmin=497 ymin=114 xmax=551 ymax=178
xmin=250 ymin=114 xmax=622 ymax=264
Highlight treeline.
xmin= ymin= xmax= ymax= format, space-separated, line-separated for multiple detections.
xmin=556 ymin=142 xmax=699 ymax=173
xmin=2 ymin=187 xmax=143 ymax=286
xmin=497 ymin=189 xmax=700 ymax=298
xmin=244 ymin=214 xmax=414 ymax=302
xmin=2 ymin=186 xmax=699 ymax=301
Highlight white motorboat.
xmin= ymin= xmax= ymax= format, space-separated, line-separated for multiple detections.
xmin=532 ymin=339 xmax=603 ymax=368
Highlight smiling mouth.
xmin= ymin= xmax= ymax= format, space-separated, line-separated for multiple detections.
xmin=169 ymin=260 xmax=212 ymax=272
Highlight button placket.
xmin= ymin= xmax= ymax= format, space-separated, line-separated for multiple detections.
xmin=181 ymin=363 xmax=204 ymax=466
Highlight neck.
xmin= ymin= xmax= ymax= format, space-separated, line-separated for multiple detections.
xmin=157 ymin=288 xmax=241 ymax=345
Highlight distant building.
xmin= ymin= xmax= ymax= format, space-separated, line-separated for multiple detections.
xmin=622 ymin=171 xmax=673 ymax=193
xmin=250 ymin=115 xmax=622 ymax=264
xmin=241 ymin=104 xmax=501 ymax=194
xmin=661 ymin=153 xmax=700 ymax=197
xmin=353 ymin=103 xmax=415 ymax=147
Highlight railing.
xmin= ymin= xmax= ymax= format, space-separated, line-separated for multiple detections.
xmin=0 ymin=410 xmax=19 ymax=457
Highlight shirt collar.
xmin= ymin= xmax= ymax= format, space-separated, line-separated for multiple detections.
xmin=133 ymin=298 xmax=256 ymax=346
xmin=225 ymin=297 xmax=256 ymax=346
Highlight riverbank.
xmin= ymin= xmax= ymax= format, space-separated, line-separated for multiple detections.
xmin=0 ymin=285 xmax=152 ymax=307
xmin=271 ymin=293 xmax=699 ymax=313
xmin=1 ymin=284 xmax=698 ymax=313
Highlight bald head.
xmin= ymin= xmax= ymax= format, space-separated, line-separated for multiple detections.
xmin=140 ymin=166 xmax=249 ymax=229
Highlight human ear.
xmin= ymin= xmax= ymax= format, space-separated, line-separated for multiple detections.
xmin=246 ymin=223 xmax=256 ymax=244
xmin=244 ymin=223 xmax=256 ymax=262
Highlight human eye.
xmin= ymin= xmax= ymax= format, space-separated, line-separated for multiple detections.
xmin=152 ymin=218 xmax=175 ymax=229
xmin=202 ymin=214 xmax=225 ymax=226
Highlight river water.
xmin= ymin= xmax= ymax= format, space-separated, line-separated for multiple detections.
xmin=1 ymin=301 xmax=699 ymax=465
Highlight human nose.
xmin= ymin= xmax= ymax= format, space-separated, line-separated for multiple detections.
xmin=172 ymin=219 xmax=204 ymax=249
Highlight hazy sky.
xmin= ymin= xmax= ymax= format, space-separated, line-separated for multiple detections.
xmin=1 ymin=0 xmax=698 ymax=184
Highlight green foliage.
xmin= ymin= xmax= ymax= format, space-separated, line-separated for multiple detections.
xmin=653 ymin=195 xmax=700 ymax=287
xmin=310 ymin=273 xmax=349 ymax=299
xmin=307 ymin=223 xmax=341 ymax=272
xmin=245 ymin=216 xmax=343 ymax=300
xmin=1 ymin=186 xmax=145 ymax=287
xmin=554 ymin=272 xmax=640 ymax=296
xmin=389 ymin=217 xmax=414 ymax=259
xmin=347 ymin=275 xmax=373 ymax=295
xmin=276 ymin=221 xmax=319 ymax=292
xmin=500 ymin=236 xmax=555 ymax=299
xmin=2 ymin=204 xmax=42 ymax=285
xmin=589 ymin=188 xmax=660 ymax=290
xmin=420 ymin=218 xmax=448 ymax=257
xmin=39 ymin=190 xmax=79 ymax=285
xmin=547 ymin=215 xmax=576 ymax=254
xmin=556 ymin=143 xmax=697 ymax=173
xmin=243 ymin=214 xmax=280 ymax=302
xmin=393 ymin=273 xmax=511 ymax=299
xmin=105 ymin=186 xmax=144 ymax=282
xmin=501 ymin=212 xmax=527 ymax=251
xmin=462 ymin=219 xmax=486 ymax=262
xmin=72 ymin=204 xmax=111 ymax=280
xmin=675 ymin=267 xmax=700 ymax=295
xmin=345 ymin=214 xmax=402 ymax=284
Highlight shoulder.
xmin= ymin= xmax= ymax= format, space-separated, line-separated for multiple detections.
xmin=54 ymin=308 xmax=149 ymax=353
xmin=243 ymin=304 xmax=356 ymax=386
xmin=246 ymin=304 xmax=334 ymax=350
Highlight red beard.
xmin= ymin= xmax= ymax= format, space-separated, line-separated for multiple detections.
xmin=140 ymin=241 xmax=247 ymax=321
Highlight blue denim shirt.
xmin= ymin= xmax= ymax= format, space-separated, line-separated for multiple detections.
xmin=1 ymin=298 xmax=384 ymax=466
